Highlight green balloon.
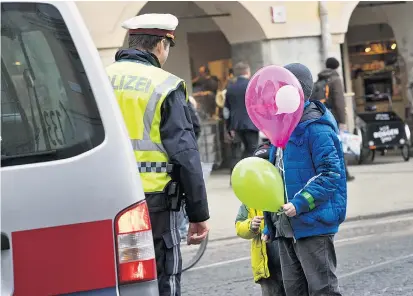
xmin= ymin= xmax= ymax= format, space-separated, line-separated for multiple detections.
xmin=231 ymin=157 xmax=285 ymax=212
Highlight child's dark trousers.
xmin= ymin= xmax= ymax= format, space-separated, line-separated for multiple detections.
xmin=278 ymin=235 xmax=342 ymax=296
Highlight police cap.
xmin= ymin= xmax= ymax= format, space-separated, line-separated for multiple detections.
xmin=122 ymin=13 xmax=178 ymax=46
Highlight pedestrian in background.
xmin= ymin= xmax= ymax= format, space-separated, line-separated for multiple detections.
xmin=224 ymin=62 xmax=259 ymax=177
xmin=226 ymin=68 xmax=236 ymax=86
xmin=235 ymin=204 xmax=285 ymax=296
xmin=312 ymin=57 xmax=355 ymax=181
xmin=192 ymin=65 xmax=219 ymax=118
xmin=263 ymin=63 xmax=346 ymax=296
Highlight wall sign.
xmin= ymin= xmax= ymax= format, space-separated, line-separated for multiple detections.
xmin=271 ymin=6 xmax=287 ymax=24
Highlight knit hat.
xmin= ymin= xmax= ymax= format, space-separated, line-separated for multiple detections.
xmin=326 ymin=57 xmax=340 ymax=70
xmin=284 ymin=63 xmax=313 ymax=100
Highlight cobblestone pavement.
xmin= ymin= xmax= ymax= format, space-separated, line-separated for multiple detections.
xmin=181 ymin=214 xmax=413 ymax=296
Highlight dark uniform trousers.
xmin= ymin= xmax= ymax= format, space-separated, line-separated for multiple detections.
xmin=146 ymin=193 xmax=182 ymax=296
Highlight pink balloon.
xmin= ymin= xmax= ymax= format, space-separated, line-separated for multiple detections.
xmin=245 ymin=65 xmax=305 ymax=148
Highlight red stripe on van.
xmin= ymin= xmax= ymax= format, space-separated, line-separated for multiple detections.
xmin=12 ymin=220 xmax=116 ymax=296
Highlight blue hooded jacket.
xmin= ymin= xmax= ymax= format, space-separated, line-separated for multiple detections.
xmin=265 ymin=101 xmax=347 ymax=240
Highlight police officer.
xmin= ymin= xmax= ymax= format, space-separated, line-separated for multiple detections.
xmin=106 ymin=13 xmax=210 ymax=296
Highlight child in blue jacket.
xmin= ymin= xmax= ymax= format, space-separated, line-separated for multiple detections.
xmin=262 ymin=63 xmax=347 ymax=296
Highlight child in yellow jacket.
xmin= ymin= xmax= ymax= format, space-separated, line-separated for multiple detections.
xmin=235 ymin=204 xmax=285 ymax=296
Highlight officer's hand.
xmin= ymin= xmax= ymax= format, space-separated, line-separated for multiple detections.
xmin=187 ymin=221 xmax=209 ymax=245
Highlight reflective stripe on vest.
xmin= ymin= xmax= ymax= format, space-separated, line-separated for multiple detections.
xmin=130 ymin=74 xmax=182 ymax=155
xmin=137 ymin=161 xmax=168 ymax=173
xmin=106 ymin=61 xmax=187 ymax=193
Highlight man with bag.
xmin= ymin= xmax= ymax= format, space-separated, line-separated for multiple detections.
xmin=311 ymin=57 xmax=355 ymax=181
xmin=106 ymin=13 xmax=209 ymax=296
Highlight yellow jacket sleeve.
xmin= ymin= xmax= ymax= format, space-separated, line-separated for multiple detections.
xmin=235 ymin=204 xmax=259 ymax=240
xmin=236 ymin=220 xmax=257 ymax=240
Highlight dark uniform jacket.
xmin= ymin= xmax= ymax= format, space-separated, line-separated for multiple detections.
xmin=115 ymin=49 xmax=209 ymax=223
xmin=188 ymin=101 xmax=201 ymax=139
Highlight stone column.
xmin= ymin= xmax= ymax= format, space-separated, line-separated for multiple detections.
xmin=232 ymin=36 xmax=325 ymax=81
xmin=231 ymin=41 xmax=269 ymax=75
xmin=395 ymin=34 xmax=413 ymax=116
xmin=264 ymin=36 xmax=324 ymax=81
xmin=342 ymin=37 xmax=352 ymax=93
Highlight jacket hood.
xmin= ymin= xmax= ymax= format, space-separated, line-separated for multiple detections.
xmin=115 ymin=49 xmax=161 ymax=68
xmin=292 ymin=101 xmax=339 ymax=136
xmin=318 ymin=68 xmax=339 ymax=80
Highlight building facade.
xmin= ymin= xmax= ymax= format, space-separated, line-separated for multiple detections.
xmin=77 ymin=1 xmax=413 ymax=160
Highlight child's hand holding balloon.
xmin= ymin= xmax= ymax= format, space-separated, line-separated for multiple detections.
xmin=283 ymin=202 xmax=297 ymax=217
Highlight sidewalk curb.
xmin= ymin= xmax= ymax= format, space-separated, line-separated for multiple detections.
xmin=209 ymin=208 xmax=413 ymax=243
xmin=344 ymin=208 xmax=413 ymax=223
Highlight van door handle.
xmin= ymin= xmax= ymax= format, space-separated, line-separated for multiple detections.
xmin=1 ymin=233 xmax=10 ymax=251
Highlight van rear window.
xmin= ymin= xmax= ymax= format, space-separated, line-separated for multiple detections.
xmin=1 ymin=3 xmax=105 ymax=167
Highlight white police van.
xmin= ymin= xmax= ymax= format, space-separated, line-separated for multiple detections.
xmin=1 ymin=1 xmax=158 ymax=295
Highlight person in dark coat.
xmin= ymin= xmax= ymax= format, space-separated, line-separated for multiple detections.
xmin=316 ymin=58 xmax=347 ymax=126
xmin=317 ymin=57 xmax=355 ymax=181
xmin=192 ymin=66 xmax=219 ymax=118
xmin=224 ymin=62 xmax=259 ymax=173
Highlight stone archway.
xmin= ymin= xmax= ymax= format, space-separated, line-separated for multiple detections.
xmin=115 ymin=1 xmax=267 ymax=47
xmin=77 ymin=1 xmax=268 ymax=76
xmin=137 ymin=1 xmax=267 ymax=75
xmin=112 ymin=1 xmax=268 ymax=90
xmin=338 ymin=1 xmax=413 ymax=75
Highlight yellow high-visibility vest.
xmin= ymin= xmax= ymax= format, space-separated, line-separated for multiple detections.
xmin=106 ymin=60 xmax=188 ymax=193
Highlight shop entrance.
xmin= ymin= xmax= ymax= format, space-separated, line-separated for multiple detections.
xmin=347 ymin=22 xmax=406 ymax=118
xmin=344 ymin=2 xmax=411 ymax=121
xmin=186 ymin=29 xmax=233 ymax=169
xmin=188 ymin=30 xmax=232 ymax=120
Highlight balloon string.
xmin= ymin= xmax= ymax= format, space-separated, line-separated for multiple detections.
xmin=277 ymin=148 xmax=289 ymax=204
xmin=276 ymin=148 xmax=285 ymax=173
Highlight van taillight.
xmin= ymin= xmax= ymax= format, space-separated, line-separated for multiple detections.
xmin=115 ymin=201 xmax=157 ymax=284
